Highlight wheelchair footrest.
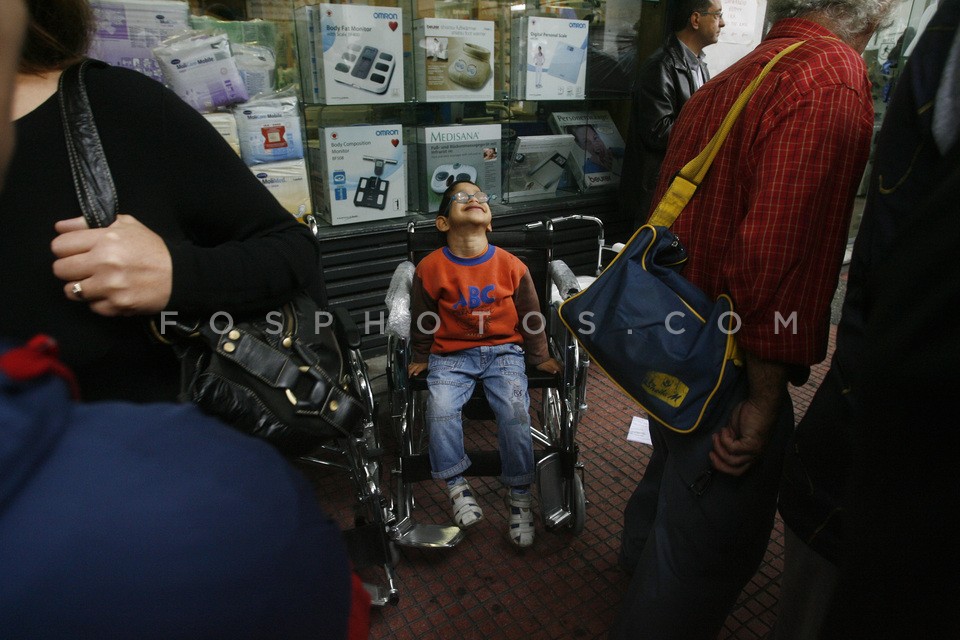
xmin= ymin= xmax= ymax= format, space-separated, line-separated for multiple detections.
xmin=363 ymin=582 xmax=400 ymax=607
xmin=343 ymin=522 xmax=390 ymax=569
xmin=393 ymin=521 xmax=465 ymax=548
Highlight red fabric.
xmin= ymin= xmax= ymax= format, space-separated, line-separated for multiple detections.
xmin=0 ymin=334 xmax=80 ymax=398
xmin=347 ymin=572 xmax=371 ymax=640
xmin=654 ymin=18 xmax=873 ymax=366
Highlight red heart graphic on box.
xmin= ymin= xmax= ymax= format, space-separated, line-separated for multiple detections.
xmin=391 ymin=139 xmax=400 ymax=147
xmin=389 ymin=21 xmax=398 ymax=31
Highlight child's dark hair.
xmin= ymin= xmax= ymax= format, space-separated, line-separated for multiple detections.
xmin=437 ymin=180 xmax=483 ymax=217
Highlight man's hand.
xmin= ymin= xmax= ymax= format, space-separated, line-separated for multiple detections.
xmin=709 ymin=398 xmax=776 ymax=476
xmin=536 ymin=358 xmax=562 ymax=375
xmin=408 ymin=361 xmax=428 ymax=377
xmin=51 ymin=215 xmax=173 ymax=316
xmin=709 ymin=352 xmax=788 ymax=477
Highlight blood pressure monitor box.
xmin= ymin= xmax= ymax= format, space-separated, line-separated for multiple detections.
xmin=547 ymin=110 xmax=625 ymax=191
xmin=511 ymin=16 xmax=588 ymax=101
xmin=416 ymin=124 xmax=501 ymax=213
xmin=295 ymin=4 xmax=404 ymax=105
xmin=413 ymin=18 xmax=495 ymax=102
xmin=309 ymin=125 xmax=406 ymax=226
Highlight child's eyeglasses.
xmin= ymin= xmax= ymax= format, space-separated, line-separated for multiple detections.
xmin=451 ymin=191 xmax=490 ymax=204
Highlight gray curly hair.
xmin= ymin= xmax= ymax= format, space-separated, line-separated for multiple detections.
xmin=767 ymin=0 xmax=899 ymax=42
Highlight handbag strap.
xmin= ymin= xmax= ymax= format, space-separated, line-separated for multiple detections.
xmin=647 ymin=40 xmax=806 ymax=228
xmin=58 ymin=59 xmax=118 ymax=229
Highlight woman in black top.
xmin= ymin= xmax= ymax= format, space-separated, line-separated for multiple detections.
xmin=0 ymin=0 xmax=322 ymax=401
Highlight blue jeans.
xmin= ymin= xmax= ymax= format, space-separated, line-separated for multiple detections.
xmin=425 ymin=344 xmax=534 ymax=487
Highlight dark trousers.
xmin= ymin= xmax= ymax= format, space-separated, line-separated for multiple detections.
xmin=611 ymin=381 xmax=794 ymax=640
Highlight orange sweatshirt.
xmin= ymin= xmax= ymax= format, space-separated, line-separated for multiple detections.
xmin=409 ymin=245 xmax=549 ymax=365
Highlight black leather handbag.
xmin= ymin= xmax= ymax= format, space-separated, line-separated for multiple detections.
xmin=58 ymin=59 xmax=364 ymax=454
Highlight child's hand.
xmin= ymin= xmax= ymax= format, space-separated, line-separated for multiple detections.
xmin=536 ymin=358 xmax=562 ymax=375
xmin=408 ymin=362 xmax=429 ymax=377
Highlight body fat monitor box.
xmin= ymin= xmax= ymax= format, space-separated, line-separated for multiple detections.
xmin=511 ymin=16 xmax=588 ymax=101
xmin=295 ymin=4 xmax=404 ymax=105
xmin=413 ymin=18 xmax=495 ymax=102
xmin=416 ymin=124 xmax=501 ymax=213
xmin=310 ymin=125 xmax=406 ymax=225
xmin=547 ymin=111 xmax=625 ymax=191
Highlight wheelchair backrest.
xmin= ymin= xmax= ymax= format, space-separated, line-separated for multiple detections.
xmin=407 ymin=225 xmax=554 ymax=318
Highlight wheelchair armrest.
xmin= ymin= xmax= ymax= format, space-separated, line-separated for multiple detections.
xmin=332 ymin=306 xmax=362 ymax=350
xmin=549 ymin=259 xmax=581 ymax=301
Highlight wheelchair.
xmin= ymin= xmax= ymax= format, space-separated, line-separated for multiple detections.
xmin=383 ymin=217 xmax=599 ymax=549
xmin=291 ymin=215 xmax=399 ymax=606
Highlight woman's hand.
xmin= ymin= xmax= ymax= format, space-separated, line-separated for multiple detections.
xmin=52 ymin=215 xmax=173 ymax=316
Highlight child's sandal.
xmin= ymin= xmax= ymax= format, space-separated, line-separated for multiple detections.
xmin=507 ymin=491 xmax=535 ymax=547
xmin=449 ymin=480 xmax=483 ymax=528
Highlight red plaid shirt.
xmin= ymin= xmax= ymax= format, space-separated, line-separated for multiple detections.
xmin=654 ymin=19 xmax=873 ymax=366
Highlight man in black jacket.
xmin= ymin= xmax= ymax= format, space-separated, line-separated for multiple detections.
xmin=620 ymin=0 xmax=724 ymax=228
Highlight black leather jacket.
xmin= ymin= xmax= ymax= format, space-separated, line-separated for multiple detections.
xmin=620 ymin=36 xmax=708 ymax=227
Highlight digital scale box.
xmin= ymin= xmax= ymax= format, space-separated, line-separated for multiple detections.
xmin=88 ymin=0 xmax=190 ymax=82
xmin=295 ymin=4 xmax=404 ymax=105
xmin=547 ymin=110 xmax=625 ymax=191
xmin=416 ymin=124 xmax=501 ymax=213
xmin=413 ymin=18 xmax=495 ymax=102
xmin=309 ymin=125 xmax=407 ymax=226
xmin=511 ymin=16 xmax=589 ymax=101
xmin=503 ymin=134 xmax=576 ymax=203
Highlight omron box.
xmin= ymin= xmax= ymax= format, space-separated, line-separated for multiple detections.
xmin=295 ymin=4 xmax=404 ymax=104
xmin=413 ymin=18 xmax=495 ymax=102
xmin=511 ymin=16 xmax=588 ymax=100
xmin=547 ymin=111 xmax=625 ymax=191
xmin=88 ymin=0 xmax=190 ymax=82
xmin=416 ymin=124 xmax=501 ymax=213
xmin=310 ymin=125 xmax=406 ymax=225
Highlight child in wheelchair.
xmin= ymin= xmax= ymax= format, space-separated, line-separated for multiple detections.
xmin=407 ymin=181 xmax=562 ymax=547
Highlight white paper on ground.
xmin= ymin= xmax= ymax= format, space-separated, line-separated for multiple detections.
xmin=627 ymin=416 xmax=652 ymax=445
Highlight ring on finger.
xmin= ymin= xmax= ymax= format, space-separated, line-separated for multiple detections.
xmin=71 ymin=282 xmax=84 ymax=298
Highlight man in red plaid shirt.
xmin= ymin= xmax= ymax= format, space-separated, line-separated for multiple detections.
xmin=612 ymin=1 xmax=898 ymax=638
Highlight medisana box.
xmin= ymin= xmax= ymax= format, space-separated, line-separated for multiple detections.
xmin=511 ymin=16 xmax=588 ymax=101
xmin=503 ymin=134 xmax=576 ymax=203
xmin=547 ymin=111 xmax=625 ymax=191
xmin=294 ymin=4 xmax=404 ymax=105
xmin=416 ymin=124 xmax=501 ymax=213
xmin=88 ymin=0 xmax=190 ymax=82
xmin=310 ymin=125 xmax=406 ymax=225
xmin=413 ymin=18 xmax=495 ymax=102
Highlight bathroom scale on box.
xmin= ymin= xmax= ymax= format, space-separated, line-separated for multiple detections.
xmin=333 ymin=42 xmax=396 ymax=94
xmin=546 ymin=43 xmax=586 ymax=84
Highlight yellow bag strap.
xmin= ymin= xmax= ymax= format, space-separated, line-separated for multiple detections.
xmin=647 ymin=40 xmax=806 ymax=228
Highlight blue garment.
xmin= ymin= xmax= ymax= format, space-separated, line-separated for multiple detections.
xmin=425 ymin=343 xmax=534 ymax=487
xmin=0 ymin=342 xmax=351 ymax=639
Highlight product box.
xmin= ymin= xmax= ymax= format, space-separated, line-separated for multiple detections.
xmin=310 ymin=125 xmax=407 ymax=225
xmin=295 ymin=4 xmax=404 ymax=105
xmin=413 ymin=18 xmax=495 ymax=102
xmin=233 ymin=93 xmax=304 ymax=165
xmin=511 ymin=16 xmax=588 ymax=100
xmin=503 ymin=134 xmax=575 ymax=203
xmin=547 ymin=111 xmax=625 ymax=191
xmin=202 ymin=112 xmax=241 ymax=156
xmin=252 ymin=159 xmax=312 ymax=219
xmin=154 ymin=31 xmax=249 ymax=112
xmin=88 ymin=0 xmax=190 ymax=82
xmin=416 ymin=124 xmax=502 ymax=213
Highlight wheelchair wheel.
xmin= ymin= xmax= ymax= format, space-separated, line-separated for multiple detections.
xmin=568 ymin=474 xmax=586 ymax=535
